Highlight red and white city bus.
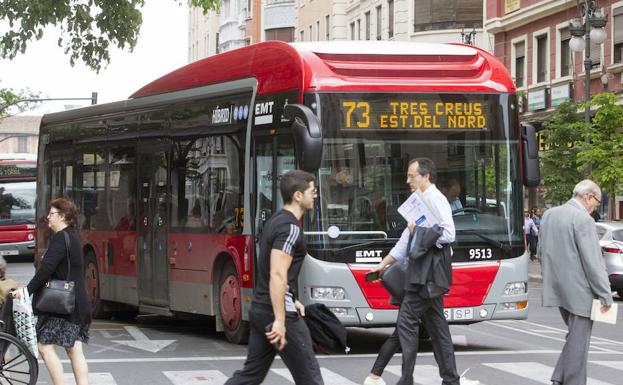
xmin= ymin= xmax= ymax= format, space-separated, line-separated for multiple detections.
xmin=0 ymin=153 xmax=36 ymax=261
xmin=36 ymin=41 xmax=539 ymax=344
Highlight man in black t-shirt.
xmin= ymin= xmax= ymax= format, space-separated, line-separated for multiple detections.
xmin=225 ymin=170 xmax=324 ymax=385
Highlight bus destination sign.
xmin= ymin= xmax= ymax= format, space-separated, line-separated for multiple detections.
xmin=340 ymin=95 xmax=490 ymax=130
xmin=0 ymin=164 xmax=36 ymax=178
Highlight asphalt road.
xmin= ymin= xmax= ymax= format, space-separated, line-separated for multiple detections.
xmin=7 ymin=262 xmax=623 ymax=385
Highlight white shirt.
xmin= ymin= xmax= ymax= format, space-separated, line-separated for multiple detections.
xmin=421 ymin=184 xmax=456 ymax=248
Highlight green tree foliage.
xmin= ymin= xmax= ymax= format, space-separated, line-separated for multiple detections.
xmin=576 ymin=92 xmax=623 ymax=216
xmin=0 ymin=82 xmax=40 ymax=118
xmin=540 ymin=99 xmax=583 ymax=205
xmin=0 ymin=0 xmax=219 ymax=73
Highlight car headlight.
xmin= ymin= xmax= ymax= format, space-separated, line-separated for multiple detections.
xmin=504 ymin=281 xmax=527 ymax=295
xmin=311 ymin=287 xmax=346 ymax=300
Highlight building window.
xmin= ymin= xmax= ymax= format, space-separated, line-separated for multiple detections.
xmin=365 ymin=11 xmax=371 ymax=40
xmin=215 ymin=33 xmax=220 ymax=53
xmin=388 ymin=0 xmax=394 ymax=38
xmin=615 ymin=7 xmax=623 ymax=63
xmin=589 ymin=40 xmax=601 ymax=69
xmin=560 ymin=28 xmax=571 ymax=77
xmin=325 ymin=15 xmax=330 ymax=40
xmin=309 ymin=25 xmax=313 ymax=41
xmin=317 ymin=20 xmax=320 ymax=41
xmin=357 ymin=19 xmax=361 ymax=40
xmin=514 ymin=41 xmax=525 ymax=87
xmin=376 ymin=5 xmax=382 ymax=40
xmin=536 ymin=35 xmax=548 ymax=83
xmin=300 ymin=30 xmax=305 ymax=42
xmin=17 ymin=136 xmax=28 ymax=153
xmin=266 ymin=28 xmax=295 ymax=42
xmin=350 ymin=22 xmax=355 ymax=40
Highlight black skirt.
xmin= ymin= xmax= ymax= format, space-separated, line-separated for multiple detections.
xmin=36 ymin=316 xmax=90 ymax=347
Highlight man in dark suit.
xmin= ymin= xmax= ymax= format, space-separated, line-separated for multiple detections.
xmin=365 ymin=158 xmax=479 ymax=385
xmin=539 ymin=179 xmax=613 ymax=385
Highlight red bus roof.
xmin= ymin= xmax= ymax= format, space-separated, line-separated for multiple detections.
xmin=131 ymin=41 xmax=515 ymax=99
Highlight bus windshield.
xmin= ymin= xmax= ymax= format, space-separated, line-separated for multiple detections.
xmin=0 ymin=181 xmax=36 ymax=225
xmin=308 ymin=92 xmax=523 ymax=254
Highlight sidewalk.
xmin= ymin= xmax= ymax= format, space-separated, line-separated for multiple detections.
xmin=528 ymin=258 xmax=542 ymax=283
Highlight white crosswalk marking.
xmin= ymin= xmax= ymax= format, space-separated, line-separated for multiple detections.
xmin=591 ymin=361 xmax=623 ymax=371
xmin=484 ymin=362 xmax=615 ymax=385
xmin=63 ymin=372 xmax=116 ymax=385
xmin=163 ymin=370 xmax=228 ymax=384
xmin=271 ymin=367 xmax=359 ymax=385
xmin=384 ymin=364 xmax=483 ymax=385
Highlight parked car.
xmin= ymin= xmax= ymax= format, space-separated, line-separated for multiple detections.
xmin=595 ymin=221 xmax=623 ymax=298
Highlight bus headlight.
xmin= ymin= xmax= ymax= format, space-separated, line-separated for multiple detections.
xmin=329 ymin=307 xmax=349 ymax=316
xmin=504 ymin=282 xmax=527 ymax=295
xmin=311 ymin=287 xmax=346 ymax=300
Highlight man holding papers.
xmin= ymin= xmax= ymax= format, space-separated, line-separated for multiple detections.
xmin=365 ymin=158 xmax=479 ymax=385
xmin=538 ymin=179 xmax=614 ymax=385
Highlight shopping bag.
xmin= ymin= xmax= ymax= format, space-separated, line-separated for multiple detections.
xmin=12 ymin=287 xmax=38 ymax=358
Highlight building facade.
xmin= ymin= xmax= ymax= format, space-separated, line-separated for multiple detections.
xmin=188 ymin=0 xmax=296 ymax=61
xmin=485 ymin=0 xmax=623 ymax=217
xmin=295 ymin=0 xmax=489 ymax=50
xmin=189 ymin=0 xmax=490 ymax=60
xmin=0 ymin=116 xmax=40 ymax=155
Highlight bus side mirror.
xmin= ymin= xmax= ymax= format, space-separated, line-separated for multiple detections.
xmin=521 ymin=122 xmax=540 ymax=187
xmin=284 ymin=104 xmax=323 ymax=172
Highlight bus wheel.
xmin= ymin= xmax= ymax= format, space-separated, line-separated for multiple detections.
xmin=618 ymin=290 xmax=623 ymax=299
xmin=219 ymin=263 xmax=249 ymax=344
xmin=85 ymin=252 xmax=106 ymax=318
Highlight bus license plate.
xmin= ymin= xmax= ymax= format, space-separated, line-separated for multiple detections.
xmin=453 ymin=308 xmax=474 ymax=320
xmin=0 ymin=250 xmax=18 ymax=256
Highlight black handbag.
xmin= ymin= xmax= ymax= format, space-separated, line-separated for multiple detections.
xmin=381 ymin=231 xmax=413 ymax=304
xmin=381 ymin=261 xmax=407 ymax=304
xmin=35 ymin=231 xmax=76 ymax=315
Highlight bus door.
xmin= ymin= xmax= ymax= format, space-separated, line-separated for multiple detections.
xmin=137 ymin=141 xmax=170 ymax=308
xmin=253 ymin=133 xmax=296 ymax=254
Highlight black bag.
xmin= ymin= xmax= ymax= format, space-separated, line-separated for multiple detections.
xmin=381 ymin=231 xmax=413 ymax=304
xmin=381 ymin=261 xmax=407 ymax=304
xmin=304 ymin=303 xmax=349 ymax=354
xmin=34 ymin=232 xmax=76 ymax=315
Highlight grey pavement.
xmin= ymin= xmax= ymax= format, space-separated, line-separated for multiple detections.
xmin=528 ymin=258 xmax=543 ymax=283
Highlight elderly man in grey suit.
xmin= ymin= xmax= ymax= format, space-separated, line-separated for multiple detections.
xmin=538 ymin=180 xmax=614 ymax=385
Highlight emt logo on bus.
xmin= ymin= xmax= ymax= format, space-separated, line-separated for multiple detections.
xmin=254 ymin=101 xmax=274 ymax=125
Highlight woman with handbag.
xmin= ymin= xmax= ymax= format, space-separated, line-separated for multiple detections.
xmin=13 ymin=197 xmax=92 ymax=385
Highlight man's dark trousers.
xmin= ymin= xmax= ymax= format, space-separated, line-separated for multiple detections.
xmin=224 ymin=304 xmax=323 ymax=385
xmin=396 ymin=287 xmax=460 ymax=385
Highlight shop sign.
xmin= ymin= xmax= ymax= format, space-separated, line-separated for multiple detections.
xmin=551 ymin=83 xmax=571 ymax=107
xmin=528 ymin=89 xmax=546 ymax=111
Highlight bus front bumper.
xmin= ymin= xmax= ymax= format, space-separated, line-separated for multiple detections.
xmin=0 ymin=240 xmax=35 ymax=258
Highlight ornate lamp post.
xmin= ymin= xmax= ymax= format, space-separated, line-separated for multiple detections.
xmin=569 ymin=1 xmax=608 ymax=126
xmin=568 ymin=1 xmax=607 ymax=176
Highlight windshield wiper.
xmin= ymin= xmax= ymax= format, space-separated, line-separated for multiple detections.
xmin=457 ymin=229 xmax=512 ymax=252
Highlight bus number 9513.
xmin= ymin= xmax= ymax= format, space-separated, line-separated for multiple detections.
xmin=468 ymin=248 xmax=493 ymax=259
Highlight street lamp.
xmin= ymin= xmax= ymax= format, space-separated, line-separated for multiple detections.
xmin=569 ymin=1 xmax=608 ymax=125
xmin=569 ymin=1 xmax=608 ymax=176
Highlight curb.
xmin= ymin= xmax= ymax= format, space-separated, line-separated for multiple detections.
xmin=528 ymin=273 xmax=543 ymax=283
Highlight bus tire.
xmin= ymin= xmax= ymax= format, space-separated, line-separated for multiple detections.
xmin=219 ymin=262 xmax=249 ymax=344
xmin=85 ymin=251 xmax=107 ymax=319
xmin=618 ymin=290 xmax=623 ymax=299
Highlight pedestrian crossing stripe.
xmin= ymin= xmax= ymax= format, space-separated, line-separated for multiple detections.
xmin=163 ymin=370 xmax=229 ymax=384
xmin=272 ymin=368 xmax=359 ymax=385
xmin=483 ymin=362 xmax=614 ymax=385
xmin=591 ymin=361 xmax=623 ymax=371
xmin=385 ymin=365 xmax=482 ymax=385
xmin=63 ymin=372 xmax=116 ymax=385
xmin=55 ymin=362 xmax=623 ymax=385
